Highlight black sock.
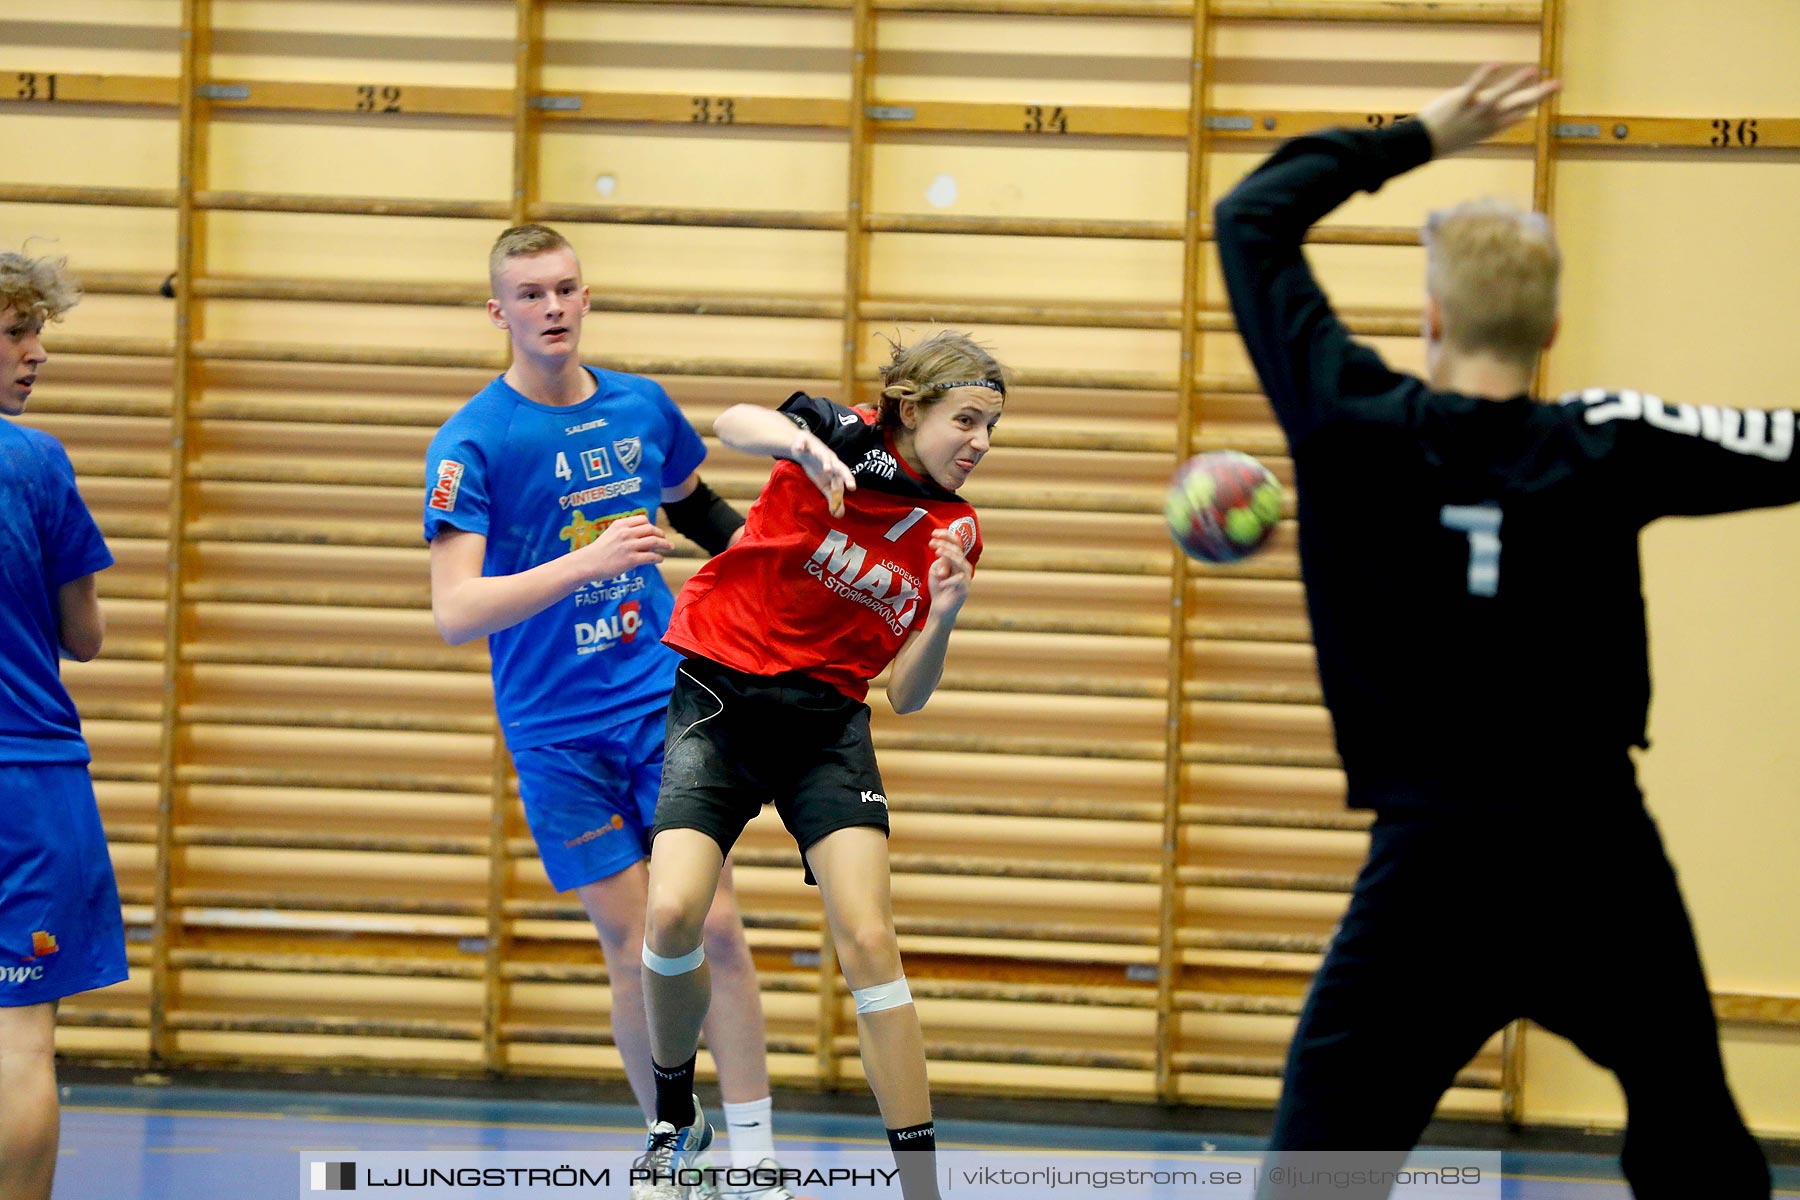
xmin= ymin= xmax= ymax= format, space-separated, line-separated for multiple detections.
xmin=650 ymin=1056 xmax=696 ymax=1128
xmin=886 ymin=1122 xmax=940 ymax=1200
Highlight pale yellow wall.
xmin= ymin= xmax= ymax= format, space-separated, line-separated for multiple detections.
xmin=6 ymin=0 xmax=1798 ymax=1134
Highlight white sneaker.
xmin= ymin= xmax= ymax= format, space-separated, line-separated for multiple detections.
xmin=630 ymin=1095 xmax=714 ymax=1200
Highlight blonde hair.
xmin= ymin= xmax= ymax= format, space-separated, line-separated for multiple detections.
xmin=875 ymin=331 xmax=1007 ymax=429
xmin=0 ymin=249 xmax=82 ymax=326
xmin=1424 ymin=199 xmax=1560 ymax=366
xmin=488 ymin=224 xmax=576 ymax=293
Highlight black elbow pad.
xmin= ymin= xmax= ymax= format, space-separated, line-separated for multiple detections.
xmin=663 ymin=479 xmax=745 ymax=556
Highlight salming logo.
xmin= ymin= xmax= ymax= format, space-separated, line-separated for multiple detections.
xmin=1570 ymin=389 xmax=1795 ymax=462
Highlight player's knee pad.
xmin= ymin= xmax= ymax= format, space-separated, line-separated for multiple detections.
xmin=641 ymin=942 xmax=705 ymax=977
xmin=852 ymin=977 xmax=913 ymax=1015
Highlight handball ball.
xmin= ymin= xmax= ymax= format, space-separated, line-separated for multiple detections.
xmin=1165 ymin=451 xmax=1283 ymax=563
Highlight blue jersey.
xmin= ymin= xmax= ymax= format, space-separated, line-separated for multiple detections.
xmin=423 ymin=367 xmax=707 ymax=750
xmin=0 ymin=421 xmax=114 ymax=765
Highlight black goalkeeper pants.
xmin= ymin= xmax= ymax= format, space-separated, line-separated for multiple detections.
xmin=1259 ymin=801 xmax=1769 ymax=1200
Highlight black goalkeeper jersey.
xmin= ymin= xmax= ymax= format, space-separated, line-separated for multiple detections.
xmin=1215 ymin=121 xmax=1800 ymax=813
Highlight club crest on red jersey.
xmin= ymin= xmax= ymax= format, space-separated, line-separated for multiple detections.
xmin=947 ymin=515 xmax=978 ymax=555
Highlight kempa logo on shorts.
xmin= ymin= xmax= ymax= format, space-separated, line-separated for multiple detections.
xmin=310 ymin=1161 xmax=356 ymax=1190
xmin=860 ymin=790 xmax=888 ymax=806
xmin=428 ymin=459 xmax=464 ymax=511
xmin=1 ymin=965 xmax=46 ymax=985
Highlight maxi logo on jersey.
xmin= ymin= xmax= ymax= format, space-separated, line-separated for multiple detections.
xmin=805 ymin=529 xmax=921 ymax=637
xmin=428 ymin=460 xmax=465 ymax=511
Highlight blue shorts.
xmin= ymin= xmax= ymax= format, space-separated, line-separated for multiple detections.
xmin=0 ymin=763 xmax=128 ymax=1007
xmin=511 ymin=708 xmax=666 ymax=893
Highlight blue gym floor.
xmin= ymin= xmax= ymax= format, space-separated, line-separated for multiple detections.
xmin=55 ymin=1085 xmax=1800 ymax=1199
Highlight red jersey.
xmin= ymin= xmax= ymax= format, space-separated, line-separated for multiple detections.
xmin=664 ymin=392 xmax=983 ymax=701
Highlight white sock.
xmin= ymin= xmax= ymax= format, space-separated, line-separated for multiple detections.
xmin=722 ymin=1096 xmax=775 ymax=1169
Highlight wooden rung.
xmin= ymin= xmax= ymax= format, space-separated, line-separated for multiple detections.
xmin=188 ymin=460 xmax=419 ymax=487
xmin=168 ymin=950 xmax=484 ymax=979
xmin=1166 ymin=1053 xmax=1285 ymax=1078
xmin=174 ymin=826 xmax=489 ymax=855
xmin=1183 ymin=681 xmax=1322 ymax=704
xmin=1186 ymin=620 xmax=1313 ymax=644
xmin=1181 ymin=742 xmax=1341 ymax=769
xmin=173 ymin=889 xmax=487 ymax=916
xmin=78 ymin=701 xmax=163 ymax=722
xmin=503 ymin=898 xmax=821 ymax=932
xmin=26 ymin=396 xmax=173 ymax=419
xmin=839 ymin=1037 xmax=1153 ymax=1071
xmin=181 ymin=645 xmax=480 ymax=673
xmin=905 ymin=979 xmax=1150 ymax=1008
xmin=97 ymin=576 xmax=169 ymax=600
xmin=1215 ymin=0 xmax=1538 ymax=21
xmin=64 ymin=452 xmax=169 ymax=479
xmin=1177 ymin=929 xmax=1329 ymax=954
xmin=531 ymin=202 xmax=847 ymax=231
xmin=866 ymin=214 xmax=1181 ymax=241
xmin=191 ymin=340 xmax=500 ymax=370
xmin=1715 ymin=992 xmax=1800 ymax=1029
xmin=195 ymin=190 xmax=509 ymax=220
xmin=184 ymin=520 xmax=420 ymax=550
xmin=956 ymin=611 xmax=1170 ymax=637
xmin=1174 ymin=991 xmax=1305 ymax=1016
xmin=91 ymin=764 xmax=160 ymax=784
xmin=164 ymin=1013 xmax=483 ymax=1040
xmin=939 ymin=672 xmax=1167 ymax=700
xmin=1180 ymin=805 xmax=1369 ymax=832
xmin=182 ymin=582 xmax=431 ymax=609
xmin=896 ymin=917 xmax=1156 ymax=946
xmin=1178 ymin=866 xmax=1355 ymax=893
xmin=730 ymin=847 xmax=1160 ymax=885
xmin=55 ymin=1008 xmax=150 ymax=1030
xmin=175 ymin=766 xmax=491 ymax=794
xmin=897 ymin=794 xmax=1165 ymax=822
xmin=876 ymin=731 xmax=1166 ymax=761
xmin=0 ymin=183 xmax=177 ymax=209
xmin=104 ymin=823 xmax=160 ymax=844
xmin=46 ymin=335 xmax=172 ymax=359
xmin=197 ymin=398 xmax=464 ymax=426
xmin=79 ymin=270 xmax=174 ymax=297
xmin=177 ymin=706 xmax=491 ymax=736
xmin=977 ymin=547 xmax=1170 ymax=576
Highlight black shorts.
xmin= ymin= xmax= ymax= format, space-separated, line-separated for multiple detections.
xmin=652 ymin=655 xmax=890 ymax=885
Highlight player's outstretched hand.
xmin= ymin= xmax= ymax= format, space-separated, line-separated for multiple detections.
xmin=1416 ymin=64 xmax=1560 ymax=159
xmin=573 ymin=513 xmax=672 ymax=578
xmin=790 ymin=430 xmax=856 ymax=517
xmin=926 ymin=527 xmax=972 ymax=620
